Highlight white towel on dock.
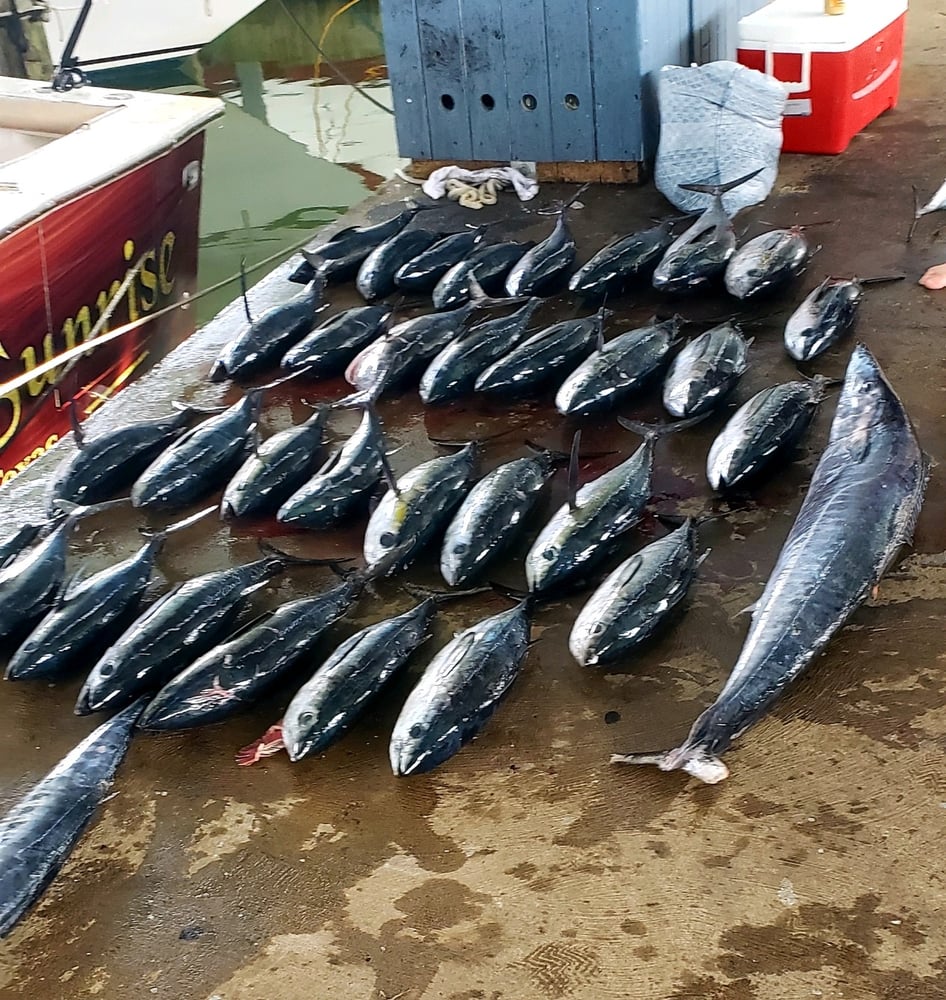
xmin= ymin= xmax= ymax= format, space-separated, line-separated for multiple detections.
xmin=422 ymin=166 xmax=539 ymax=202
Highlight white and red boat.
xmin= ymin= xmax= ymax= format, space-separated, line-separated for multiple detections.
xmin=0 ymin=75 xmax=223 ymax=485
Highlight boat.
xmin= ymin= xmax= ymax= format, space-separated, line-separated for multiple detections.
xmin=0 ymin=75 xmax=223 ymax=486
xmin=39 ymin=0 xmax=270 ymax=75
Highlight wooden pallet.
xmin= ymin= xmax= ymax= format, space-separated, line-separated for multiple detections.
xmin=407 ymin=160 xmax=641 ymax=185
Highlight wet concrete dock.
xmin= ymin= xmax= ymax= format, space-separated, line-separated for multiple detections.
xmin=1 ymin=6 xmax=946 ymax=999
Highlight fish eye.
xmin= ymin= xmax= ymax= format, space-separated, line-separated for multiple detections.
xmin=453 ymin=542 xmax=469 ymax=555
xmin=592 ymin=623 xmax=605 ymax=635
xmin=409 ymin=723 xmax=425 ymax=739
xmin=300 ymin=712 xmax=314 ymax=726
xmin=542 ymin=546 xmax=558 ymax=561
xmin=379 ymin=531 xmax=396 ymax=547
xmin=100 ymin=663 xmax=114 ymax=677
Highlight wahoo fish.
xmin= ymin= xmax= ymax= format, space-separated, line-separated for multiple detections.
xmin=569 ymin=520 xmax=704 ymax=667
xmin=653 ymin=170 xmax=762 ymax=293
xmin=662 ymin=322 xmax=751 ymax=419
xmin=706 ymin=378 xmax=828 ymax=491
xmin=389 ymin=600 xmax=531 ymax=775
xmin=0 ymin=699 xmax=143 ymax=938
xmin=555 ymin=316 xmax=683 ymax=417
xmin=613 ymin=345 xmax=929 ymax=783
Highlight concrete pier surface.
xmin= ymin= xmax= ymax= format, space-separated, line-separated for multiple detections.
xmin=0 ymin=4 xmax=945 ymax=998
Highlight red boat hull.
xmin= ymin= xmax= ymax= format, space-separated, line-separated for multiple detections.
xmin=0 ymin=132 xmax=204 ymax=485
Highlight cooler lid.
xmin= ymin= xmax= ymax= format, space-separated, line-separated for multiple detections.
xmin=738 ymin=0 xmax=908 ymax=51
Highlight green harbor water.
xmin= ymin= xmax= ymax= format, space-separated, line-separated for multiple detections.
xmin=132 ymin=0 xmax=405 ymax=322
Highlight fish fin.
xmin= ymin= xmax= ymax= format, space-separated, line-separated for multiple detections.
xmin=617 ymin=411 xmax=711 ymax=438
xmin=69 ymin=402 xmax=86 ymax=448
xmin=256 ymin=539 xmax=356 ymax=569
xmin=595 ymin=324 xmax=605 ymax=352
xmin=678 ymin=168 xmax=764 ymax=197
xmin=378 ymin=448 xmax=401 ymax=497
xmin=696 ymin=548 xmax=712 ymax=568
xmin=609 ymin=747 xmax=730 ymax=784
xmin=239 ymin=256 xmax=253 ymax=324
xmin=907 ymin=185 xmax=921 ymax=243
xmin=402 ymin=581 xmax=493 ymax=604
xmin=235 ymin=723 xmax=285 ymax=766
xmin=857 ymin=274 xmax=907 ymax=287
xmin=732 ymin=600 xmax=758 ymax=618
xmin=567 ymin=430 xmax=582 ymax=512
xmin=56 ymin=563 xmax=89 ymax=605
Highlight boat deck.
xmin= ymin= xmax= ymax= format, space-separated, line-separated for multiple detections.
xmin=0 ymin=5 xmax=944 ymax=996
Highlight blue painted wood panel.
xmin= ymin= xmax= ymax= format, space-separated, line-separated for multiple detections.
xmin=636 ymin=0 xmax=692 ymax=163
xmin=500 ymin=0 xmax=555 ymax=161
xmin=458 ymin=0 xmax=512 ymax=161
xmin=415 ymin=0 xmax=474 ymax=160
xmin=589 ymin=0 xmax=642 ymax=161
xmin=378 ymin=0 xmax=431 ymax=159
xmin=543 ymin=0 xmax=596 ymax=161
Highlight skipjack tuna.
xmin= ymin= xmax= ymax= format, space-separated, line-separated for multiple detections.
xmin=613 ymin=345 xmax=929 ymax=784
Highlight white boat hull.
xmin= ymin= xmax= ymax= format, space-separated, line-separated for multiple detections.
xmin=42 ymin=0 xmax=269 ymax=71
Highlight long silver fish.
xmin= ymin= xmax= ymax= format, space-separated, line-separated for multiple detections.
xmin=613 ymin=344 xmax=929 ymax=783
xmin=0 ymin=699 xmax=143 ymax=937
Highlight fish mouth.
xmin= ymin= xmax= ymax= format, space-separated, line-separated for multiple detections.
xmin=285 ymin=737 xmax=309 ymax=763
xmin=74 ymin=686 xmax=94 ymax=716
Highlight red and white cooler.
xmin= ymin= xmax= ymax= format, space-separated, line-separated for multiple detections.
xmin=736 ymin=0 xmax=908 ymax=155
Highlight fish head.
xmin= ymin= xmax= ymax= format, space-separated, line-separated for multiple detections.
xmin=830 ymin=344 xmax=905 ymax=443
xmin=281 ymin=705 xmax=318 ymax=762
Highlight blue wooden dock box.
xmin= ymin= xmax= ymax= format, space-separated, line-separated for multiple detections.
xmin=380 ymin=0 xmax=770 ymax=167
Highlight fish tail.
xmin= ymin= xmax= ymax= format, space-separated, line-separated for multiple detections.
xmin=678 ymin=168 xmax=764 ymax=198
xmin=617 ymin=411 xmax=711 ymax=439
xmin=610 ymin=746 xmax=730 ymax=784
xmin=857 ymin=274 xmax=907 ymax=287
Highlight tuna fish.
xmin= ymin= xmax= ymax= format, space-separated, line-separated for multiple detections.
xmin=505 ymin=185 xmax=588 ymax=296
xmin=652 ymin=170 xmax=762 ymax=294
xmin=569 ymin=520 xmax=704 ymax=667
xmin=569 ymin=219 xmax=677 ymax=300
xmin=363 ymin=443 xmax=478 ymax=573
xmin=279 ymin=305 xmax=389 ymax=375
xmin=555 ymin=316 xmax=684 ymax=417
xmin=281 ymin=598 xmax=438 ymax=761
xmin=419 ymin=298 xmax=543 ymax=404
xmin=440 ymin=446 xmax=566 ymax=588
xmin=45 ymin=406 xmax=198 ymax=515
xmin=724 ymin=227 xmax=810 ymax=300
xmin=474 ymin=309 xmax=606 ymax=398
xmin=75 ymin=554 xmax=290 ymax=715
xmin=209 ymin=277 xmax=326 ymax=382
xmin=220 ymin=408 xmax=330 ymax=519
xmin=276 ymin=406 xmax=387 ymax=529
xmin=706 ymin=378 xmax=828 ymax=492
xmin=130 ymin=389 xmax=264 ymax=510
xmin=389 ymin=599 xmax=532 ymax=775
xmin=293 ymin=200 xmax=433 ymax=284
xmin=432 ymin=240 xmax=534 ymax=310
xmin=0 ymin=699 xmax=143 ymax=938
xmin=662 ymin=322 xmax=751 ymax=419
xmin=613 ymin=344 xmax=929 ymax=783
xmin=6 ymin=508 xmax=213 ymax=681
xmin=355 ymin=229 xmax=441 ymax=302
xmin=783 ymin=276 xmax=904 ymax=362
xmin=137 ymin=571 xmax=367 ymax=732
xmin=394 ymin=226 xmax=488 ymax=292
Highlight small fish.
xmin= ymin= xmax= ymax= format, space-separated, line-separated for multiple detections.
xmin=724 ymin=227 xmax=810 ymax=300
xmin=209 ymin=277 xmax=325 ymax=382
xmin=419 ymin=298 xmax=543 ymax=404
xmin=75 ymin=554 xmax=289 ymax=715
xmin=569 ymin=219 xmax=676 ymax=300
xmin=355 ymin=229 xmax=442 ymax=302
xmin=706 ymin=378 xmax=828 ymax=491
xmin=276 ymin=406 xmax=387 ymax=530
xmin=432 ymin=240 xmax=535 ymax=309
xmin=294 ymin=200 xmax=433 ymax=283
xmin=282 ymin=599 xmax=437 ymax=761
xmin=220 ymin=408 xmax=330 ymax=519
xmin=662 ymin=322 xmax=751 ymax=419
xmin=45 ymin=407 xmax=197 ymax=515
xmin=441 ymin=446 xmax=565 ymax=587
xmin=394 ymin=226 xmax=488 ymax=292
xmin=363 ymin=444 xmax=478 ymax=573
xmin=569 ymin=520 xmax=703 ymax=667
xmin=505 ymin=186 xmax=588 ymax=296
xmin=555 ymin=316 xmax=684 ymax=417
xmin=6 ymin=507 xmax=212 ymax=681
xmin=653 ymin=170 xmax=762 ymax=294
xmin=475 ymin=309 xmax=606 ymax=398
xmin=0 ymin=699 xmax=143 ymax=938
xmin=279 ymin=305 xmax=389 ymax=375
xmin=390 ymin=600 xmax=532 ymax=775
xmin=130 ymin=389 xmax=264 ymax=510
xmin=613 ymin=345 xmax=929 ymax=784
xmin=138 ymin=570 xmax=367 ymax=732
xmin=525 ymin=433 xmax=655 ymax=594
xmin=783 ymin=276 xmax=864 ymax=362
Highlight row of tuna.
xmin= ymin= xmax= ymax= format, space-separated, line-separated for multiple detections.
xmin=0 ymin=176 xmax=927 ymax=942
